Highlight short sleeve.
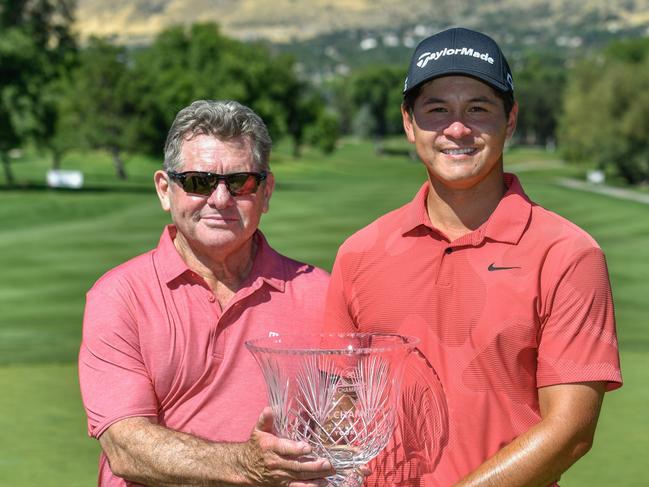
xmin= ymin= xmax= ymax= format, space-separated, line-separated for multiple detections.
xmin=537 ymin=247 xmax=622 ymax=391
xmin=323 ymin=249 xmax=359 ymax=334
xmin=78 ymin=286 xmax=158 ymax=438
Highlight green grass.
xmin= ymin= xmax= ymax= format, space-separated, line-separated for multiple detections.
xmin=0 ymin=364 xmax=101 ymax=486
xmin=0 ymin=142 xmax=647 ymax=485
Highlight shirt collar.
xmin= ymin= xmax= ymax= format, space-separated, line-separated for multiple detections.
xmin=400 ymin=173 xmax=531 ymax=245
xmin=246 ymin=231 xmax=286 ymax=292
xmin=156 ymin=225 xmax=192 ymax=283
xmin=400 ymin=182 xmax=434 ymax=236
xmin=483 ymin=173 xmax=532 ymax=245
xmin=155 ymin=225 xmax=286 ymax=292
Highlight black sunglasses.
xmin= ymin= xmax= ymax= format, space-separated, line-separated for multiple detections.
xmin=167 ymin=170 xmax=268 ymax=197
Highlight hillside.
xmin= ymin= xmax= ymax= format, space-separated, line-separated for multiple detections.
xmin=76 ymin=0 xmax=649 ymax=44
xmin=75 ymin=0 xmax=649 ymax=77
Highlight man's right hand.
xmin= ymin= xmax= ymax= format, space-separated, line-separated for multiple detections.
xmin=238 ymin=407 xmax=336 ymax=487
xmin=98 ymin=411 xmax=337 ymax=486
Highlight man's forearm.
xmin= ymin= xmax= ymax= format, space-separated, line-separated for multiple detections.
xmin=453 ymin=418 xmax=583 ymax=487
xmin=99 ymin=410 xmax=334 ymax=487
xmin=100 ymin=417 xmax=249 ymax=486
xmin=454 ymin=382 xmax=606 ymax=487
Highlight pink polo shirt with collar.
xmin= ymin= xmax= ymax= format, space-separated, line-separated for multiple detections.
xmin=324 ymin=173 xmax=622 ymax=486
xmin=79 ymin=225 xmax=329 ymax=486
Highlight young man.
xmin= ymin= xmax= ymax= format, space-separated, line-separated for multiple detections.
xmin=79 ymin=100 xmax=334 ymax=486
xmin=324 ymin=28 xmax=622 ymax=486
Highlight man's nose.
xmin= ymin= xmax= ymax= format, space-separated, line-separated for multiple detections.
xmin=206 ymin=180 xmax=234 ymax=207
xmin=443 ymin=120 xmax=472 ymax=139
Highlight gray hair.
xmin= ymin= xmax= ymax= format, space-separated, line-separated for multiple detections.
xmin=163 ymin=100 xmax=272 ymax=171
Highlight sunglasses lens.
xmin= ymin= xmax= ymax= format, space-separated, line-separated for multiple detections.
xmin=226 ymin=174 xmax=259 ymax=196
xmin=183 ymin=173 xmax=215 ymax=195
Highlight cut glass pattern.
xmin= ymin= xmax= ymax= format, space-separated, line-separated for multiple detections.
xmin=246 ymin=333 xmax=419 ymax=486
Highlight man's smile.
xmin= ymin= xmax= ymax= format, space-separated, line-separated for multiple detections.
xmin=441 ymin=147 xmax=478 ymax=156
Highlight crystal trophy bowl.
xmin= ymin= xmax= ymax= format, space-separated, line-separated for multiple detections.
xmin=246 ymin=332 xmax=419 ymax=486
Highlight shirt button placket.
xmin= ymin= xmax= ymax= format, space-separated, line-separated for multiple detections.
xmin=437 ymin=246 xmax=454 ymax=286
xmin=209 ymin=292 xmax=225 ymax=360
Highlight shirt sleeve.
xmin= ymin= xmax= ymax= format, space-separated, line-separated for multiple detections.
xmin=78 ymin=285 xmax=158 ymax=438
xmin=323 ymin=248 xmax=359 ymax=334
xmin=537 ymin=247 xmax=622 ymax=391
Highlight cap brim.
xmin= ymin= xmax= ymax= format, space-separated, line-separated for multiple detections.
xmin=404 ymin=69 xmax=511 ymax=95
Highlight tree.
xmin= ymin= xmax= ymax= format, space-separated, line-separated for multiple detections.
xmin=514 ymin=50 xmax=566 ymax=146
xmin=278 ymin=73 xmax=330 ymax=157
xmin=306 ymin=109 xmax=340 ymax=154
xmin=134 ymin=23 xmax=314 ymax=158
xmin=57 ymin=38 xmax=145 ymax=179
xmin=0 ymin=0 xmax=77 ymax=186
xmin=348 ymin=65 xmax=405 ymax=145
xmin=559 ymin=38 xmax=649 ymax=184
xmin=322 ymin=76 xmax=354 ymax=136
xmin=0 ymin=26 xmax=35 ymax=186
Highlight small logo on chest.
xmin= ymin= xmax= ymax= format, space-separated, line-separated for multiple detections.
xmin=487 ymin=263 xmax=521 ymax=272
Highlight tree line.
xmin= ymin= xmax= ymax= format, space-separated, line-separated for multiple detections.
xmin=2 ymin=0 xmax=649 ymax=186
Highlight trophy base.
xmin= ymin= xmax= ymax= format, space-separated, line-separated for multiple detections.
xmin=327 ymin=468 xmax=364 ymax=487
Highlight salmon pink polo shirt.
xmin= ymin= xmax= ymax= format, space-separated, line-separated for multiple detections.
xmin=324 ymin=173 xmax=622 ymax=487
xmin=79 ymin=225 xmax=329 ymax=487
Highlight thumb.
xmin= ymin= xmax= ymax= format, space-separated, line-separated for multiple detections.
xmin=254 ymin=406 xmax=275 ymax=433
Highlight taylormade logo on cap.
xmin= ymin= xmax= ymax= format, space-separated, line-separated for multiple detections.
xmin=416 ymin=47 xmax=495 ymax=69
xmin=403 ymin=27 xmax=514 ymax=95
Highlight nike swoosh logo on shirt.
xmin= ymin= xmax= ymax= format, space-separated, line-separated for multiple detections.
xmin=488 ymin=263 xmax=521 ymax=271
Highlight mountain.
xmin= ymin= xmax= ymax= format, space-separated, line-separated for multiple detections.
xmin=75 ymin=0 xmax=649 ymax=44
xmin=75 ymin=0 xmax=649 ymax=76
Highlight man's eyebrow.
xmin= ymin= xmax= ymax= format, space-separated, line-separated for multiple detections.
xmin=470 ymin=96 xmax=498 ymax=105
xmin=420 ymin=95 xmax=499 ymax=105
xmin=420 ymin=97 xmax=445 ymax=105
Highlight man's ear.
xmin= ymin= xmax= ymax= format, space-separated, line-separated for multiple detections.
xmin=506 ymin=102 xmax=519 ymax=140
xmin=402 ymin=104 xmax=416 ymax=144
xmin=154 ymin=170 xmax=172 ymax=212
xmin=261 ymin=171 xmax=275 ymax=214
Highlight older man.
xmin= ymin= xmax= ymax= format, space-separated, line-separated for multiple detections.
xmin=324 ymin=28 xmax=622 ymax=486
xmin=79 ymin=100 xmax=334 ymax=486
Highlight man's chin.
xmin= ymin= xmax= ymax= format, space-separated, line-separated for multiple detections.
xmin=197 ymin=230 xmax=239 ymax=245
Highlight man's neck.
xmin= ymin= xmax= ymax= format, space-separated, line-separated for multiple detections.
xmin=426 ymin=173 xmax=507 ymax=242
xmin=173 ymin=232 xmax=258 ymax=306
